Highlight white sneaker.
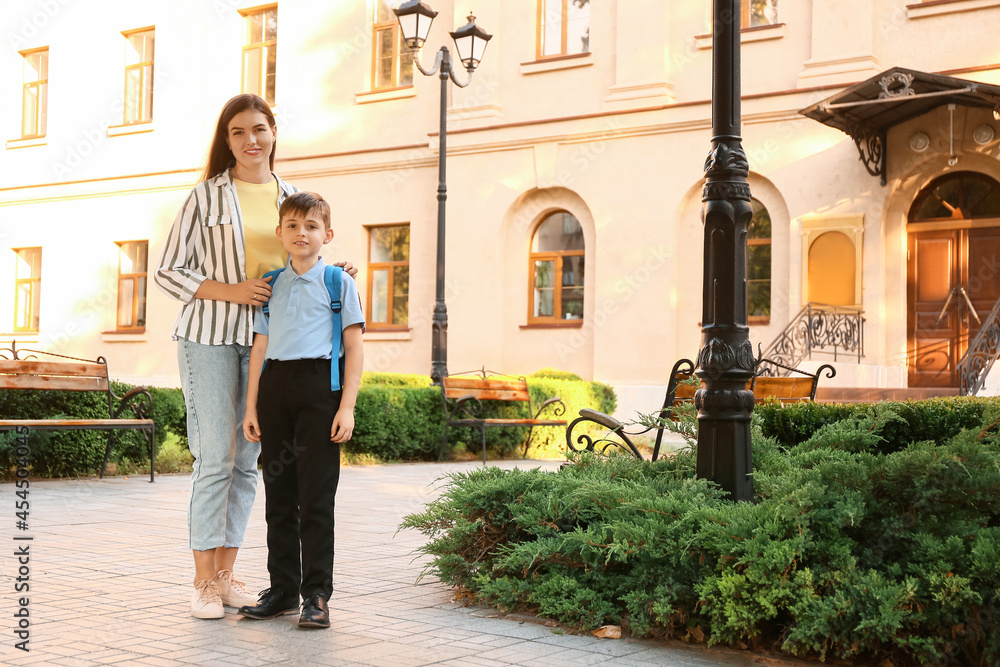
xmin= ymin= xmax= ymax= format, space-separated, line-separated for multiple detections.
xmin=191 ymin=579 xmax=224 ymax=619
xmin=214 ymin=569 xmax=259 ymax=608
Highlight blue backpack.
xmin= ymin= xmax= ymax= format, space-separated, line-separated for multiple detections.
xmin=260 ymin=264 xmax=345 ymax=391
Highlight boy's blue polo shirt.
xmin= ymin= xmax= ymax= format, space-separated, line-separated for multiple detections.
xmin=252 ymin=257 xmax=365 ymax=361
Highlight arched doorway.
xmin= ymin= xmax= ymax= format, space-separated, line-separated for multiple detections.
xmin=907 ymin=172 xmax=1000 ymax=387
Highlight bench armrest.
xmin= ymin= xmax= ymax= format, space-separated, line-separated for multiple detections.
xmin=532 ymin=396 xmax=566 ymax=420
xmin=565 ymin=409 xmax=643 ymax=460
xmin=112 ymin=386 xmax=153 ymax=420
xmin=449 ymin=393 xmax=483 ymax=420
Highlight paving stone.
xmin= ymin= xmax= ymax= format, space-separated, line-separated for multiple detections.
xmin=0 ymin=462 xmax=815 ymax=667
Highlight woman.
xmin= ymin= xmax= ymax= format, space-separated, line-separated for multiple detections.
xmin=155 ymin=94 xmax=355 ymax=619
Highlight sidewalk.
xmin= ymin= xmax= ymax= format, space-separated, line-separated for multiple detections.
xmin=1 ymin=461 xmax=812 ymax=667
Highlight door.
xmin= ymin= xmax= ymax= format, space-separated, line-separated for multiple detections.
xmin=907 ymin=226 xmax=1000 ymax=387
xmin=908 ymin=230 xmax=961 ymax=387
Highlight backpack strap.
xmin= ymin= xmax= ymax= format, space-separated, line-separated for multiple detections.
xmin=260 ymin=268 xmax=286 ymax=321
xmin=324 ymin=265 xmax=344 ymax=391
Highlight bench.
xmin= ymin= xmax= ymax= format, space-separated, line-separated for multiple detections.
xmin=566 ymin=357 xmax=835 ymax=461
xmin=0 ymin=344 xmax=156 ymax=482
xmin=439 ymin=369 xmax=567 ymax=463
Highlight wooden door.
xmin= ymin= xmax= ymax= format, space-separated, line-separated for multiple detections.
xmin=965 ymin=226 xmax=1000 ymax=351
xmin=908 ymin=225 xmax=1000 ymax=387
xmin=908 ymin=230 xmax=961 ymax=387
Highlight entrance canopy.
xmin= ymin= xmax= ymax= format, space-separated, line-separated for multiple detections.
xmin=799 ymin=67 xmax=1000 ymax=185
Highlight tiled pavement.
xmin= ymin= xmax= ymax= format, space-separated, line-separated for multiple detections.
xmin=0 ymin=461 xmax=815 ymax=666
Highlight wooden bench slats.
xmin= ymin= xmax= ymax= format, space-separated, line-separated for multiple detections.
xmin=673 ymin=377 xmax=813 ymax=404
xmin=0 ymin=375 xmax=110 ymax=392
xmin=0 ymin=360 xmax=109 ymax=378
xmin=443 ymin=377 xmax=525 ymax=391
xmin=444 ymin=387 xmax=531 ymax=401
xmin=0 ymin=419 xmax=154 ymax=430
xmin=752 ymin=377 xmax=816 ymax=401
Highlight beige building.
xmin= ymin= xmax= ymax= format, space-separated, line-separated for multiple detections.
xmin=2 ymin=0 xmax=1000 ymax=419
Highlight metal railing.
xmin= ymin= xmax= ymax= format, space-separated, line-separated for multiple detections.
xmin=758 ymin=303 xmax=865 ymax=377
xmin=957 ymin=295 xmax=1000 ymax=396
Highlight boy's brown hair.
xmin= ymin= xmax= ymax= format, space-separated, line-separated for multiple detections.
xmin=279 ymin=191 xmax=331 ymax=230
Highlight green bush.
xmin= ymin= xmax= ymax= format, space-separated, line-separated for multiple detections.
xmin=0 ymin=384 xmax=187 ymax=478
xmin=402 ymin=402 xmax=1000 ymax=665
xmin=110 ymin=384 xmax=188 ymax=462
xmin=348 ymin=385 xmax=446 ymax=461
xmin=0 ymin=387 xmax=113 ymax=477
xmin=530 ymin=367 xmax=584 ymax=382
xmin=348 ymin=375 xmax=615 ymax=461
xmin=360 ymin=372 xmax=433 ymax=388
xmin=757 ymin=397 xmax=996 ymax=453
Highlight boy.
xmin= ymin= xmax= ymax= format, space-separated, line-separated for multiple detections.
xmin=239 ymin=191 xmax=364 ymax=629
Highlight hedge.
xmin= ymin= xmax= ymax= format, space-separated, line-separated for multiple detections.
xmin=756 ymin=396 xmax=997 ymax=453
xmin=0 ymin=384 xmax=187 ymax=478
xmin=402 ymin=400 xmax=1000 ymax=666
xmin=0 ymin=370 xmax=617 ymax=475
xmin=349 ymin=372 xmax=616 ymax=461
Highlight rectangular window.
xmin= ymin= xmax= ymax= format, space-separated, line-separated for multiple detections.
xmin=13 ymin=248 xmax=42 ymax=333
xmin=530 ymin=254 xmax=585 ymax=323
xmin=241 ymin=5 xmax=277 ymax=105
xmin=367 ymin=225 xmax=409 ymax=329
xmin=20 ymin=49 xmax=48 ymax=139
xmin=747 ymin=199 xmax=772 ymax=321
xmin=537 ymin=0 xmax=590 ymax=59
xmin=116 ymin=241 xmax=148 ymax=331
xmin=743 ymin=0 xmax=778 ymax=27
xmin=123 ymin=28 xmax=155 ymax=124
xmin=372 ymin=1 xmax=414 ymax=90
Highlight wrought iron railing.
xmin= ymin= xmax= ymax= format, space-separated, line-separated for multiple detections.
xmin=758 ymin=303 xmax=864 ymax=377
xmin=957 ymin=295 xmax=1000 ymax=396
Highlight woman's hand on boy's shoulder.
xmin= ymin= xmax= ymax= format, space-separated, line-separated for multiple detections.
xmin=334 ymin=260 xmax=358 ymax=279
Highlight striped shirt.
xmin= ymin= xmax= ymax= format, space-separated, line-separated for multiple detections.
xmin=154 ymin=169 xmax=298 ymax=346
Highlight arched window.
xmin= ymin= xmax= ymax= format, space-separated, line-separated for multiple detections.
xmin=748 ymin=198 xmax=771 ymax=320
xmin=909 ymin=172 xmax=1000 ymax=222
xmin=529 ymin=211 xmax=585 ymax=324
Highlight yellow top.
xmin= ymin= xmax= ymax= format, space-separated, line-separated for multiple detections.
xmin=235 ymin=177 xmax=285 ymax=280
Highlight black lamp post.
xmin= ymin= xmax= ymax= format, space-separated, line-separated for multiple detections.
xmin=695 ymin=0 xmax=755 ymax=502
xmin=394 ymin=1 xmax=492 ymax=384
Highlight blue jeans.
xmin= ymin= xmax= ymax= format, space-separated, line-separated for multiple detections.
xmin=178 ymin=340 xmax=259 ymax=551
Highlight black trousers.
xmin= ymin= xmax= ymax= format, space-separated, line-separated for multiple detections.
xmin=257 ymin=358 xmax=341 ymax=600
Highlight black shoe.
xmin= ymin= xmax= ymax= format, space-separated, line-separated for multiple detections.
xmin=298 ymin=595 xmax=329 ymax=628
xmin=238 ymin=588 xmax=299 ymax=619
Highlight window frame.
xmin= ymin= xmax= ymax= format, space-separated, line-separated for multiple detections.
xmin=527 ymin=213 xmax=585 ymax=327
xmin=122 ymin=28 xmax=155 ymax=125
xmin=240 ymin=4 xmax=278 ymax=105
xmin=536 ymin=0 xmax=591 ymax=60
xmin=371 ymin=1 xmax=414 ymax=91
xmin=115 ymin=240 xmax=148 ymax=333
xmin=366 ymin=223 xmax=410 ymax=331
xmin=741 ymin=0 xmax=779 ymax=28
xmin=747 ymin=198 xmax=772 ymax=324
xmin=20 ymin=48 xmax=48 ymax=139
xmin=13 ymin=247 xmax=42 ymax=334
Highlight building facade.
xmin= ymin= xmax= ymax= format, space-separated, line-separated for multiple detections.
xmin=2 ymin=0 xmax=1000 ymax=418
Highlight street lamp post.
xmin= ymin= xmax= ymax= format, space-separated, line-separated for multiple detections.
xmin=394 ymin=1 xmax=492 ymax=384
xmin=695 ymin=0 xmax=755 ymax=502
